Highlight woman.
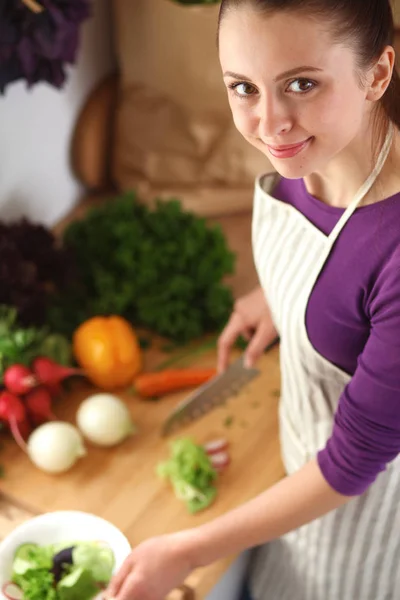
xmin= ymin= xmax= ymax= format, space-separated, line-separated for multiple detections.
xmin=106 ymin=1 xmax=400 ymax=599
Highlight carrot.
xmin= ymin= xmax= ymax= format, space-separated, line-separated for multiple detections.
xmin=133 ymin=368 xmax=216 ymax=398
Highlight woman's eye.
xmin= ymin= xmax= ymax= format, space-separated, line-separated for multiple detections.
xmin=229 ymin=82 xmax=257 ymax=97
xmin=287 ymin=78 xmax=316 ymax=93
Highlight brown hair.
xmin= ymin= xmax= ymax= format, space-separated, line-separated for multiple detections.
xmin=218 ymin=0 xmax=400 ymax=133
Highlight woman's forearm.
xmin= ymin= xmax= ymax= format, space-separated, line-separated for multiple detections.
xmin=186 ymin=459 xmax=352 ymax=568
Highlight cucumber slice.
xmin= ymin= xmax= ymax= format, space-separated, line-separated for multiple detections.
xmin=13 ymin=542 xmax=38 ymax=562
xmin=12 ymin=543 xmax=40 ymax=576
xmin=12 ymin=542 xmax=53 ymax=574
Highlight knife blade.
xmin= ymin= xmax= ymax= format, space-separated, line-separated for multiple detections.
xmin=161 ymin=354 xmax=261 ymax=436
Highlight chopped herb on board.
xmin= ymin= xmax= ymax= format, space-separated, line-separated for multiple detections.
xmin=224 ymin=415 xmax=234 ymax=428
xmin=157 ymin=438 xmax=217 ymax=513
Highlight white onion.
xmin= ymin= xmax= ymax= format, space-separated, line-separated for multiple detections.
xmin=76 ymin=393 xmax=136 ymax=447
xmin=27 ymin=422 xmax=86 ymax=474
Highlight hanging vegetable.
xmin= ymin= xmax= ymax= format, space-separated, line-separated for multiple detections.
xmin=73 ymin=316 xmax=142 ymax=390
xmin=0 ymin=214 xmax=76 ymax=328
xmin=0 ymin=0 xmax=91 ymax=94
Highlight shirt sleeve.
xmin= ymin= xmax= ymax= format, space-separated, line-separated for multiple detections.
xmin=317 ymin=250 xmax=400 ymax=496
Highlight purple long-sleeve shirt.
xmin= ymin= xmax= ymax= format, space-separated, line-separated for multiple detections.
xmin=273 ymin=177 xmax=400 ymax=496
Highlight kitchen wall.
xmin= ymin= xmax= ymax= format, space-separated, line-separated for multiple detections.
xmin=0 ymin=1 xmax=115 ymax=226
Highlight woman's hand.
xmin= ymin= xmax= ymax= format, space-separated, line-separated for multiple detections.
xmin=105 ymin=531 xmax=194 ymax=600
xmin=217 ymin=286 xmax=277 ymax=373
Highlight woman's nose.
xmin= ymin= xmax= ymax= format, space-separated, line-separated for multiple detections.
xmin=258 ymin=95 xmax=293 ymax=140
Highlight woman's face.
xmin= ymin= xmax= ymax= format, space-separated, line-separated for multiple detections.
xmin=219 ymin=9 xmax=373 ymax=179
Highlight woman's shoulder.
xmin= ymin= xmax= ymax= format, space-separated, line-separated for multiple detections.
xmin=368 ymin=244 xmax=400 ymax=319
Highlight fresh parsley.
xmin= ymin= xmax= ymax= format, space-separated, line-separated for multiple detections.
xmin=48 ymin=193 xmax=236 ymax=344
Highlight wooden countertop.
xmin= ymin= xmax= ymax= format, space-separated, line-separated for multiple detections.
xmin=0 ymin=198 xmax=285 ymax=599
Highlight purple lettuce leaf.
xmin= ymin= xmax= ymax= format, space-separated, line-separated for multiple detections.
xmin=0 ymin=0 xmax=91 ymax=92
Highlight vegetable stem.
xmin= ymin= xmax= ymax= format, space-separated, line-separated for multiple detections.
xmin=8 ymin=414 xmax=28 ymax=454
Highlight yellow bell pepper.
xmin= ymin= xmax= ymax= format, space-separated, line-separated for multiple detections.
xmin=73 ymin=316 xmax=142 ymax=390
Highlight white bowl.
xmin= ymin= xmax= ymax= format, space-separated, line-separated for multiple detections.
xmin=0 ymin=510 xmax=131 ymax=598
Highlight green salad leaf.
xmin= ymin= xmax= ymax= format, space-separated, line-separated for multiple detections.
xmin=12 ymin=544 xmax=53 ymax=576
xmin=72 ymin=542 xmax=115 ymax=583
xmin=9 ymin=540 xmax=115 ymax=600
xmin=13 ymin=569 xmax=57 ymax=600
xmin=57 ymin=567 xmax=98 ymax=600
xmin=157 ymin=438 xmax=218 ymax=513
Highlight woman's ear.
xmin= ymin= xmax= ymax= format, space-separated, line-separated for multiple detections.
xmin=366 ymin=45 xmax=396 ymax=101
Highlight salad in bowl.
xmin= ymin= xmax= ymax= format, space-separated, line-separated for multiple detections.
xmin=0 ymin=511 xmax=131 ymax=600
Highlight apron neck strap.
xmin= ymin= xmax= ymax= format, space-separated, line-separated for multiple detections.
xmin=328 ymin=122 xmax=394 ymax=243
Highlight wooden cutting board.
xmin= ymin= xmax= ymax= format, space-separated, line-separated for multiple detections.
xmin=0 ymin=344 xmax=284 ymax=598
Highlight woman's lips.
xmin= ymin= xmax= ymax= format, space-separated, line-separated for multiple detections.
xmin=267 ymin=137 xmax=313 ymax=159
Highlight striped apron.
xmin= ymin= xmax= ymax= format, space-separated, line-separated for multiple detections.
xmin=249 ymin=126 xmax=400 ymax=600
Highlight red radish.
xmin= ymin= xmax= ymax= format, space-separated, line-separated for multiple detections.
xmin=24 ymin=386 xmax=57 ymax=426
xmin=203 ymin=438 xmax=229 ymax=455
xmin=32 ymin=356 xmax=83 ymax=390
xmin=43 ymin=380 xmax=62 ymax=398
xmin=2 ymin=582 xmax=23 ymax=600
xmin=209 ymin=451 xmax=231 ymax=471
xmin=0 ymin=391 xmax=30 ymax=451
xmin=4 ymin=364 xmax=37 ymax=395
xmin=0 ymin=391 xmax=26 ymax=423
xmin=16 ymin=417 xmax=31 ymax=443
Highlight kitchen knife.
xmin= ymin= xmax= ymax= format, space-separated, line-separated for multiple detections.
xmin=161 ymin=354 xmax=261 ymax=436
